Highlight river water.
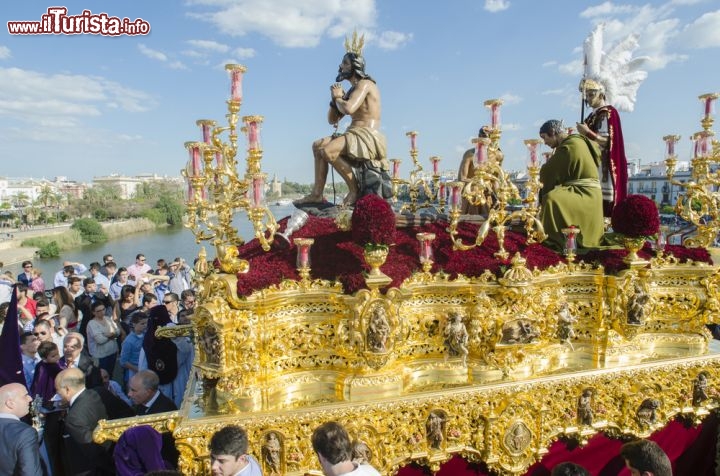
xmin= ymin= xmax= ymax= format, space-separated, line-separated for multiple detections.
xmin=27 ymin=204 xmax=296 ymax=275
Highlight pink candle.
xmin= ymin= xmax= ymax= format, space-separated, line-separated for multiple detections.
xmin=201 ymin=124 xmax=211 ymax=144
xmin=476 ymin=142 xmax=487 ymax=166
xmin=491 ymin=104 xmax=500 ymax=128
xmin=187 ymin=183 xmax=193 ymax=201
xmin=230 ymin=69 xmax=243 ymax=102
xmin=439 ymin=182 xmax=446 ymax=202
xmin=705 ymin=97 xmax=712 ymax=117
xmin=451 ymin=186 xmax=460 ymax=209
xmin=667 ymin=140 xmax=675 ymax=158
xmin=432 ymin=158 xmax=439 ymax=175
xmin=701 ymin=135 xmax=709 ymax=157
xmin=530 ymin=148 xmax=538 ymax=166
xmin=567 ymin=233 xmax=576 ymax=251
xmin=410 ymin=134 xmax=417 ymax=152
xmin=248 ymin=122 xmax=258 ymax=149
xmin=392 ymin=160 xmax=400 ymax=179
xmin=300 ymin=246 xmax=309 ymax=267
xmin=421 ymin=240 xmax=432 ymax=261
xmin=252 ymin=176 xmax=264 ymax=207
xmin=190 ymin=146 xmax=201 ymax=176
xmin=693 ymin=137 xmax=699 ymax=158
xmin=215 ymin=150 xmax=223 ymax=168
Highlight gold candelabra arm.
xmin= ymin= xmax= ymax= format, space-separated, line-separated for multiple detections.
xmin=249 ymin=207 xmax=278 ymax=252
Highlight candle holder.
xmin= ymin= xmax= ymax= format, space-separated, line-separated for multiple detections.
xmin=294 ymin=238 xmax=314 ymax=281
xmin=394 ymin=131 xmax=447 ymax=214
xmin=447 ymin=105 xmax=545 ymax=258
xmin=561 ymin=226 xmax=580 ymax=263
xmin=182 ymin=64 xmax=278 ymax=275
xmin=665 ymin=92 xmax=720 ymax=248
xmin=416 ymin=232 xmax=436 ymax=273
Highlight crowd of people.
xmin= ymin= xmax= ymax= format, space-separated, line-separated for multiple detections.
xmin=0 ymin=252 xmax=196 ymax=475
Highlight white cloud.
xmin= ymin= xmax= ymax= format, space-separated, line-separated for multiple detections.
xmin=375 ymin=31 xmax=412 ymax=50
xmin=0 ymin=46 xmax=11 ymax=60
xmin=138 ymin=43 xmax=168 ymax=61
xmin=186 ymin=39 xmax=230 ymax=53
xmin=138 ymin=44 xmax=187 ymax=69
xmin=499 ymin=93 xmax=522 ymax=105
xmin=234 ymin=47 xmax=256 ymax=59
xmin=0 ymin=67 xmax=155 ymax=144
xmin=677 ymin=10 xmax=720 ymax=49
xmin=484 ymin=0 xmax=510 ymax=13
xmin=580 ymin=2 xmax=637 ymax=18
xmin=187 ymin=0 xmax=377 ymax=48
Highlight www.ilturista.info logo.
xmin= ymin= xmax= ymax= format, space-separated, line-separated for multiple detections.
xmin=7 ymin=7 xmax=150 ymax=36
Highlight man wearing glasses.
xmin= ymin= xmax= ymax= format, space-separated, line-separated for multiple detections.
xmin=126 ymin=253 xmax=152 ymax=286
xmin=180 ymin=289 xmax=196 ymax=314
xmin=17 ymin=261 xmax=33 ymax=287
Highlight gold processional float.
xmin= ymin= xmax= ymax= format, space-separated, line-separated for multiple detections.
xmin=94 ymin=64 xmax=720 ymax=475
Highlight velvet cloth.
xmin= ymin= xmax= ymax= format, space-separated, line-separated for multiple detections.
xmin=114 ymin=425 xmax=170 ymax=476
xmin=396 ymin=413 xmax=717 ymax=475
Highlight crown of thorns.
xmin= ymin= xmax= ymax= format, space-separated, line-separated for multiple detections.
xmin=344 ymin=31 xmax=365 ymax=56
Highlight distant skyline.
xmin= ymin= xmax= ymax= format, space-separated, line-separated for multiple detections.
xmin=1 ymin=1 xmax=719 ymax=184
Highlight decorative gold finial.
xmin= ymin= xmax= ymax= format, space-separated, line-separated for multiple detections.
xmin=344 ymin=30 xmax=365 ymax=56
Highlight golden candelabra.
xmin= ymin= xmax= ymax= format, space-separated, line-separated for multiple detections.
xmin=664 ymin=92 xmax=720 ymax=248
xmin=391 ymin=131 xmax=447 ymax=214
xmin=448 ymin=99 xmax=545 ymax=259
xmin=182 ymin=64 xmax=278 ymax=274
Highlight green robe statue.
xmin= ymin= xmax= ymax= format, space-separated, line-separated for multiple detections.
xmin=539 ymin=134 xmax=604 ymax=251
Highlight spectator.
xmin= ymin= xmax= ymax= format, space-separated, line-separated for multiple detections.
xmin=126 ymin=253 xmax=152 ymax=286
xmin=127 ymin=370 xmax=177 ymax=415
xmin=119 ymin=312 xmax=148 ymax=385
xmin=109 ymin=267 xmax=130 ymax=301
xmin=312 ymin=421 xmax=381 ymax=476
xmin=50 ymin=286 xmax=78 ymax=333
xmin=17 ymin=260 xmax=34 ymax=287
xmin=33 ymin=319 xmax=64 ymax=356
xmin=30 ymin=341 xmax=62 ymax=407
xmin=19 ymin=331 xmax=40 ymax=390
xmin=29 ymin=267 xmax=45 ymax=295
xmin=551 ymin=462 xmax=590 ymax=476
xmin=0 ymin=383 xmax=43 ymax=476
xmin=99 ymin=254 xmax=115 ymax=278
xmin=209 ymin=425 xmax=263 ymax=476
xmin=67 ymin=276 xmax=83 ymax=299
xmin=86 ymin=301 xmax=120 ymax=375
xmin=89 ymin=262 xmax=111 ymax=294
xmin=620 ymin=439 xmax=672 ymax=476
xmin=53 ymin=261 xmax=87 ymax=289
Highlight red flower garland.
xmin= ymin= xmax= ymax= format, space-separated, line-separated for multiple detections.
xmin=611 ymin=195 xmax=660 ymax=237
xmin=233 ymin=212 xmax=711 ymax=297
xmin=350 ymin=195 xmax=396 ymax=246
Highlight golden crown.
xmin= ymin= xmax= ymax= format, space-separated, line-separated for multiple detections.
xmin=344 ymin=30 xmax=365 ymax=57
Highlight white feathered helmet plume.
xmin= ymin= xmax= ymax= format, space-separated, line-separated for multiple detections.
xmin=580 ymin=23 xmax=649 ymax=112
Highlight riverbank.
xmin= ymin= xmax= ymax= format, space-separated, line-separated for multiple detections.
xmin=0 ymin=219 xmax=159 ymax=267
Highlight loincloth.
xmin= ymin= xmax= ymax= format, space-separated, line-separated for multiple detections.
xmin=343 ymin=127 xmax=389 ymax=171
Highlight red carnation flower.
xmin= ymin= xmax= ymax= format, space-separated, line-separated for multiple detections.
xmin=611 ymin=195 xmax=660 ymax=238
xmin=351 ymin=194 xmax=396 ymax=246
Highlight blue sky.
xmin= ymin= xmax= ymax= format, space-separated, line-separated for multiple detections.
xmin=1 ymin=1 xmax=719 ymax=184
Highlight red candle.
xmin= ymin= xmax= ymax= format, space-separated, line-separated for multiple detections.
xmin=530 ymin=148 xmax=537 ymax=166
xmin=215 ymin=150 xmax=223 ymax=168
xmin=422 ymin=240 xmax=432 ymax=261
xmin=693 ymin=137 xmax=699 ymax=158
xmin=667 ymin=140 xmax=675 ymax=157
xmin=432 ymin=158 xmax=439 ymax=175
xmin=410 ymin=134 xmax=417 ymax=152
xmin=567 ymin=233 xmax=576 ymax=251
xmin=438 ymin=182 xmax=446 ymax=202
xmin=705 ymin=97 xmax=712 ymax=117
xmin=231 ymin=69 xmax=243 ymax=102
xmin=392 ymin=160 xmax=400 ymax=179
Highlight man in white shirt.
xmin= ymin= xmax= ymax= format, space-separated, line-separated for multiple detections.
xmin=209 ymin=425 xmax=263 ymax=476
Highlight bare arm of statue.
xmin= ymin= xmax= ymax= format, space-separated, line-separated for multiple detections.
xmin=335 ymin=80 xmax=370 ymax=116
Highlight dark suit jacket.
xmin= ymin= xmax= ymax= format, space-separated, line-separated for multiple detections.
xmin=60 ymin=352 xmax=103 ymax=389
xmin=61 ymin=388 xmax=113 ymax=476
xmin=137 ymin=391 xmax=178 ymax=415
xmin=0 ymin=416 xmax=43 ymax=476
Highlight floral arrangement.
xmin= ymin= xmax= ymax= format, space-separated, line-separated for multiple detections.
xmin=233 ymin=213 xmax=711 ymax=297
xmin=350 ymin=194 xmax=396 ymax=250
xmin=611 ymin=195 xmax=660 ymax=238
